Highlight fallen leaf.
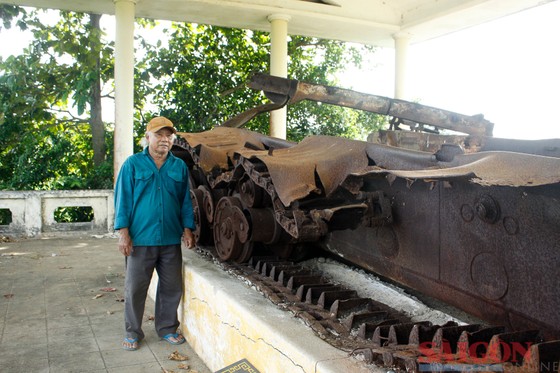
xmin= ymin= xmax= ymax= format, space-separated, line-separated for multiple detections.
xmin=147 ymin=315 xmax=155 ymax=321
xmin=3 ymin=293 xmax=14 ymax=299
xmin=168 ymin=351 xmax=188 ymax=361
xmin=177 ymin=363 xmax=190 ymax=370
xmin=115 ymin=297 xmax=124 ymax=302
xmin=58 ymin=266 xmax=72 ymax=269
xmin=0 ymin=235 xmax=13 ymax=242
xmin=106 ymin=310 xmax=114 ymax=315
xmin=92 ymin=294 xmax=104 ymax=299
xmin=100 ymin=287 xmax=117 ymax=292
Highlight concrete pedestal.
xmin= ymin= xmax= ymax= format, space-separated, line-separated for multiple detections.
xmin=150 ymin=249 xmax=379 ymax=373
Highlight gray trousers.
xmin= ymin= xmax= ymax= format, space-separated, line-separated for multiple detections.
xmin=124 ymin=244 xmax=183 ymax=340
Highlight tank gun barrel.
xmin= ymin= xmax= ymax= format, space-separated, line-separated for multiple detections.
xmin=224 ymin=72 xmax=494 ymax=137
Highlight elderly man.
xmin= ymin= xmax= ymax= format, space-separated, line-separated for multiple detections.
xmin=114 ymin=116 xmax=195 ymax=351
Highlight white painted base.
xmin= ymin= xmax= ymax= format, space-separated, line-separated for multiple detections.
xmin=149 ymin=248 xmax=381 ymax=373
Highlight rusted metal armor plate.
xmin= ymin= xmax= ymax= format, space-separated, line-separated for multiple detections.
xmin=239 ymin=135 xmax=371 ymax=206
xmin=178 ymin=127 xmax=294 ymax=173
xmin=178 ymin=127 xmax=560 ymax=206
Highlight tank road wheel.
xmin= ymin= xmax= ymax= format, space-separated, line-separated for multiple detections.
xmin=238 ymin=175 xmax=270 ymax=208
xmin=199 ymin=185 xmax=215 ymax=224
xmin=213 ymin=197 xmax=251 ymax=262
xmin=190 ymin=188 xmax=212 ymax=245
xmin=237 ymin=241 xmax=254 ymax=264
xmin=245 ymin=207 xmax=281 ymax=244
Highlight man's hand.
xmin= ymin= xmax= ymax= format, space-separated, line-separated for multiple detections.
xmin=118 ymin=228 xmax=133 ymax=256
xmin=183 ymin=228 xmax=195 ymax=249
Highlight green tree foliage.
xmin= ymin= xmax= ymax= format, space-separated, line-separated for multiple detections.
xmin=0 ymin=6 xmax=114 ymax=190
xmin=0 ymin=5 xmax=384 ymax=191
xmin=140 ymin=24 xmax=384 ymax=140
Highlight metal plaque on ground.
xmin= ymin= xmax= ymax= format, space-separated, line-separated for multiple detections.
xmin=214 ymin=358 xmax=260 ymax=373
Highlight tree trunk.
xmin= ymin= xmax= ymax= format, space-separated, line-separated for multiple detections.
xmin=89 ymin=13 xmax=106 ymax=167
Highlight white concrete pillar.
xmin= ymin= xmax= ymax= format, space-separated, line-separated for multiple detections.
xmin=25 ymin=192 xmax=42 ymax=236
xmin=393 ymin=32 xmax=411 ymax=100
xmin=113 ymin=0 xmax=136 ymax=182
xmin=267 ymin=14 xmax=291 ymax=140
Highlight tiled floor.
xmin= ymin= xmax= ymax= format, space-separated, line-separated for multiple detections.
xmin=0 ymin=235 xmax=211 ymax=373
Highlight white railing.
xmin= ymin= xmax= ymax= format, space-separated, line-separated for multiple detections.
xmin=0 ymin=190 xmax=114 ymax=237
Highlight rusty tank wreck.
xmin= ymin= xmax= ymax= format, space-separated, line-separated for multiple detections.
xmin=172 ymin=73 xmax=560 ymax=371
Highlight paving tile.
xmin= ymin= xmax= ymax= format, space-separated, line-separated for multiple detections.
xmin=83 ymin=296 xmax=125 ymax=313
xmin=11 ymin=278 xmax=44 ymax=287
xmin=0 ymin=292 xmax=14 ymax=306
xmin=0 ymin=269 xmax=15 ymax=277
xmin=0 ymin=257 xmax=18 ymax=268
xmin=45 ymin=295 xmax=83 ymax=309
xmin=146 ymin=337 xmax=186 ymax=358
xmin=0 ymin=277 xmax=16 ymax=285
xmin=12 ymin=275 xmax=45 ymax=286
xmin=5 ymin=302 xmax=46 ymax=320
xmin=49 ymin=303 xmax=89 ymax=317
xmin=45 ymin=283 xmax=80 ymax=297
xmin=48 ymin=324 xmax=95 ymax=343
xmin=0 ymin=327 xmax=48 ymax=348
xmin=91 ymin=320 xmax=124 ymax=338
xmin=3 ymin=288 xmax=44 ymax=302
xmin=0 ymin=339 xmax=48 ymax=360
xmin=96 ymin=333 xmax=126 ymax=351
xmin=76 ymin=281 xmax=112 ymax=293
xmin=80 ymin=286 xmax=119 ymax=299
xmin=46 ymin=304 xmax=88 ymax=319
xmin=47 ymin=314 xmax=90 ymax=330
xmin=3 ymin=316 xmax=47 ymax=335
xmin=4 ymin=295 xmax=44 ymax=305
xmin=0 ymin=302 xmax=8 ymax=317
xmin=101 ymin=346 xmax=158 ymax=368
xmin=0 ymin=357 xmax=49 ymax=373
xmin=45 ymin=270 xmax=76 ymax=279
xmin=48 ymin=351 xmax=106 ymax=372
xmin=107 ymin=362 xmax=163 ymax=373
xmin=87 ymin=309 xmax=123 ymax=325
xmin=48 ymin=335 xmax=100 ymax=357
xmin=45 ymin=293 xmax=81 ymax=306
xmin=148 ymin=336 xmax=210 ymax=372
xmin=9 ymin=286 xmax=45 ymax=297
xmin=160 ymin=359 xmax=195 ymax=373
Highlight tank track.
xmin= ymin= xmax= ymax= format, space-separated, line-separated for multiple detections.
xmin=213 ymin=254 xmax=560 ymax=373
xmin=176 ymin=133 xmax=389 ymax=263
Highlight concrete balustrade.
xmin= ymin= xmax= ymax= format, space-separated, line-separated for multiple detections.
xmin=0 ymin=190 xmax=114 ymax=237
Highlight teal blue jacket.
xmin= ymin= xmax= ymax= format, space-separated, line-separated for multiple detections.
xmin=114 ymin=147 xmax=195 ymax=246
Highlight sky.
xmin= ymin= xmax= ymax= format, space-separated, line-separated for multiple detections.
xmin=1 ymin=1 xmax=559 ymax=140
xmin=343 ymin=0 xmax=560 ymax=140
